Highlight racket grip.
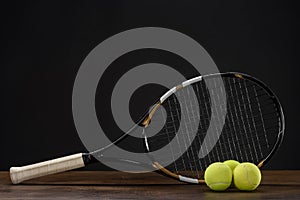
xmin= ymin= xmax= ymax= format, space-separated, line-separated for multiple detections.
xmin=10 ymin=153 xmax=85 ymax=184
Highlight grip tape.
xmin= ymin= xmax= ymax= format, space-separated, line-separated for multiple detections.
xmin=10 ymin=153 xmax=85 ymax=184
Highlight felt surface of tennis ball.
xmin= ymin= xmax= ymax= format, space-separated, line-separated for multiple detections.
xmin=204 ymin=162 xmax=232 ymax=191
xmin=224 ymin=160 xmax=240 ymax=187
xmin=224 ymin=160 xmax=240 ymax=172
xmin=233 ymin=162 xmax=261 ymax=191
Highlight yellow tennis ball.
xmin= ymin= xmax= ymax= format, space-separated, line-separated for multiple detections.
xmin=224 ymin=160 xmax=240 ymax=187
xmin=224 ymin=160 xmax=240 ymax=172
xmin=204 ymin=162 xmax=232 ymax=191
xmin=233 ymin=162 xmax=261 ymax=191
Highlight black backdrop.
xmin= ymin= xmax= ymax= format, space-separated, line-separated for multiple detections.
xmin=1 ymin=0 xmax=299 ymax=170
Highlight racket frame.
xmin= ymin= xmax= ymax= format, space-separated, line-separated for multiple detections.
xmin=86 ymin=72 xmax=285 ymax=184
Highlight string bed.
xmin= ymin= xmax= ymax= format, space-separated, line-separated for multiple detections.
xmin=148 ymin=76 xmax=280 ymax=179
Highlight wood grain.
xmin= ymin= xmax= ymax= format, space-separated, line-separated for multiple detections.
xmin=0 ymin=171 xmax=299 ymax=199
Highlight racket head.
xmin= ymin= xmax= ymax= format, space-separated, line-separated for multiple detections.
xmin=142 ymin=72 xmax=285 ymax=183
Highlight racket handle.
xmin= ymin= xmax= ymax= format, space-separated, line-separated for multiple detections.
xmin=10 ymin=153 xmax=85 ymax=184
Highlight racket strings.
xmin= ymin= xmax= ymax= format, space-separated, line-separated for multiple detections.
xmin=148 ymin=76 xmax=280 ymax=179
xmin=167 ymin=89 xmax=274 ymax=114
xmin=154 ymin=138 xmax=273 ymax=164
xmin=153 ymin=126 xmax=278 ymax=151
xmin=155 ymin=140 xmax=274 ymax=171
xmin=155 ymin=108 xmax=278 ymax=137
xmin=206 ymin=77 xmax=277 ymax=161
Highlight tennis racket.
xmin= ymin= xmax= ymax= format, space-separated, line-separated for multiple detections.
xmin=10 ymin=72 xmax=285 ymax=184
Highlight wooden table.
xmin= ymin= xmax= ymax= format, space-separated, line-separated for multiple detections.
xmin=0 ymin=171 xmax=299 ymax=199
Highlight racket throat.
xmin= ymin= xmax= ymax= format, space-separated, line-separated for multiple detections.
xmin=82 ymin=153 xmax=99 ymax=165
xmin=141 ymin=102 xmax=161 ymax=127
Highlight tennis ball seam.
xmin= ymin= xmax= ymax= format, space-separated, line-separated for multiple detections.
xmin=242 ymin=165 xmax=258 ymax=186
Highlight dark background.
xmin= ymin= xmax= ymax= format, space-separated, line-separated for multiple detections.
xmin=1 ymin=0 xmax=299 ymax=170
